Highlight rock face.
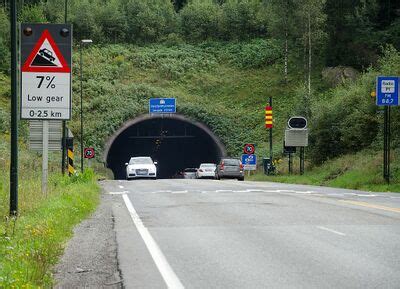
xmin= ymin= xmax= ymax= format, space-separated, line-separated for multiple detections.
xmin=322 ymin=66 xmax=359 ymax=87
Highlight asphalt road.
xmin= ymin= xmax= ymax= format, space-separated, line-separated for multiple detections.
xmin=101 ymin=179 xmax=400 ymax=289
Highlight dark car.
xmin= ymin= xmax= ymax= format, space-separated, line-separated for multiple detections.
xmin=39 ymin=48 xmax=55 ymax=62
xmin=216 ymin=158 xmax=244 ymax=181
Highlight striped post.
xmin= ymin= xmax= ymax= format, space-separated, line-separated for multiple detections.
xmin=265 ymin=106 xmax=273 ymax=128
xmin=66 ymin=137 xmax=74 ymax=176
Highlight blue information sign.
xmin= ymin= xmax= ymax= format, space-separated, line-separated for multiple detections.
xmin=149 ymin=98 xmax=176 ymax=113
xmin=376 ymin=76 xmax=399 ymax=106
xmin=241 ymin=154 xmax=257 ymax=170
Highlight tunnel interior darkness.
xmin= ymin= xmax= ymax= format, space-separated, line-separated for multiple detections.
xmin=106 ymin=116 xmax=225 ymax=179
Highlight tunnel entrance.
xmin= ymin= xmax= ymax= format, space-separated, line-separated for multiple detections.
xmin=104 ymin=114 xmax=226 ymax=179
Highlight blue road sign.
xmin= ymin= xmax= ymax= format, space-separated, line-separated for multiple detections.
xmin=376 ymin=76 xmax=399 ymax=106
xmin=241 ymin=154 xmax=257 ymax=170
xmin=149 ymin=98 xmax=176 ymax=113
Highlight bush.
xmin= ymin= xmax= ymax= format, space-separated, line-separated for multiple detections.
xmin=0 ymin=108 xmax=8 ymax=133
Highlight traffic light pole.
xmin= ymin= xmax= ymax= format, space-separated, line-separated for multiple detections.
xmin=9 ymin=0 xmax=18 ymax=216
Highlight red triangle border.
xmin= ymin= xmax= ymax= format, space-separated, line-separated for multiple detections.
xmin=22 ymin=29 xmax=70 ymax=73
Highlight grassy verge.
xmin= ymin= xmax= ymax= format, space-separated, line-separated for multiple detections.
xmin=247 ymin=149 xmax=400 ymax=193
xmin=0 ymin=135 xmax=100 ymax=287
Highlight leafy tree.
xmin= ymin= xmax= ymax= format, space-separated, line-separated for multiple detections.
xmin=124 ymin=0 xmax=177 ymax=43
xmin=0 ymin=8 xmax=9 ymax=73
xmin=19 ymin=4 xmax=47 ymax=22
xmin=96 ymin=0 xmax=127 ymax=43
xmin=219 ymin=0 xmax=267 ymax=40
xmin=70 ymin=0 xmax=102 ymax=41
xmin=179 ymin=0 xmax=220 ymax=41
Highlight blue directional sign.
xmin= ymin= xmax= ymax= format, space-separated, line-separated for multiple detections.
xmin=241 ymin=154 xmax=257 ymax=170
xmin=376 ymin=76 xmax=399 ymax=106
xmin=149 ymin=98 xmax=176 ymax=113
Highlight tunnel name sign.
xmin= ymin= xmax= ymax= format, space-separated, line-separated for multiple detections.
xmin=20 ymin=24 xmax=72 ymax=120
xmin=149 ymin=98 xmax=176 ymax=114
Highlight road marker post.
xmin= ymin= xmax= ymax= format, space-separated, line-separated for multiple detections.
xmin=66 ymin=137 xmax=74 ymax=176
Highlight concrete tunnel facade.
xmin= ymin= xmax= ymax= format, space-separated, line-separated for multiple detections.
xmin=103 ymin=114 xmax=226 ymax=179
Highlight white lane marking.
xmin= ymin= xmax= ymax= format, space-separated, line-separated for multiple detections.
xmin=118 ymin=185 xmax=124 ymax=189
xmin=294 ymin=191 xmax=314 ymax=194
xmin=171 ymin=190 xmax=188 ymax=194
xmin=216 ymin=190 xmax=233 ymax=193
xmin=152 ymin=190 xmax=173 ymax=194
xmin=109 ymin=191 xmax=130 ymax=195
xmin=327 ymin=193 xmax=344 ymax=196
xmin=122 ymin=194 xmax=184 ymax=289
xmin=356 ymin=194 xmax=377 ymax=197
xmin=317 ymin=226 xmax=346 ymax=236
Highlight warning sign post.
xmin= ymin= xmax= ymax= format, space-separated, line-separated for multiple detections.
xmin=20 ymin=24 xmax=72 ymax=120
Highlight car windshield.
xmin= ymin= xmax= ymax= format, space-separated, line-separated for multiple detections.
xmin=222 ymin=159 xmax=239 ymax=166
xmin=129 ymin=157 xmax=153 ymax=165
xmin=200 ymin=164 xmax=216 ymax=168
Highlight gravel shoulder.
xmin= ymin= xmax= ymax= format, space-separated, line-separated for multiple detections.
xmin=53 ymin=191 xmax=123 ymax=288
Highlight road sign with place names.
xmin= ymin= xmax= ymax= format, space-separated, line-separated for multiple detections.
xmin=376 ymin=76 xmax=399 ymax=106
xmin=241 ymin=154 xmax=257 ymax=171
xmin=20 ymin=23 xmax=72 ymax=120
xmin=149 ymin=98 xmax=176 ymax=113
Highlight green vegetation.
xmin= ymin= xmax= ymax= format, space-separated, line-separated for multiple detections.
xmin=0 ymin=136 xmax=100 ymax=287
xmin=248 ymin=148 xmax=400 ymax=192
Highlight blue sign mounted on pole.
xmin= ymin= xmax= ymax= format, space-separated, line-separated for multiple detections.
xmin=241 ymin=154 xmax=257 ymax=171
xmin=376 ymin=76 xmax=399 ymax=106
xmin=149 ymin=98 xmax=176 ymax=113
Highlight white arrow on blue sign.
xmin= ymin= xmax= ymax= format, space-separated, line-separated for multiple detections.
xmin=376 ymin=76 xmax=399 ymax=106
xmin=241 ymin=154 xmax=257 ymax=170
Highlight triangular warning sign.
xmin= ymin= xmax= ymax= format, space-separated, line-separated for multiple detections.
xmin=22 ymin=29 xmax=70 ymax=73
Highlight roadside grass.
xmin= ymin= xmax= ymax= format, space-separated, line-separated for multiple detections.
xmin=248 ymin=149 xmax=400 ymax=193
xmin=0 ymin=136 xmax=100 ymax=287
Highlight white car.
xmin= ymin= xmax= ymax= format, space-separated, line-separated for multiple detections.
xmin=125 ymin=157 xmax=157 ymax=180
xmin=196 ymin=163 xmax=217 ymax=179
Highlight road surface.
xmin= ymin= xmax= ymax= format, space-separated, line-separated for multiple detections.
xmin=101 ymin=179 xmax=400 ymax=289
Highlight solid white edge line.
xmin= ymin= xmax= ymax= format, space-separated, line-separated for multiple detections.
xmin=317 ymin=226 xmax=346 ymax=236
xmin=122 ymin=194 xmax=184 ymax=289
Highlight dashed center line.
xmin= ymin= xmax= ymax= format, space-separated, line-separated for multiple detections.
xmin=317 ymin=226 xmax=346 ymax=236
xmin=171 ymin=190 xmax=188 ymax=194
xmin=118 ymin=185 xmax=124 ymax=189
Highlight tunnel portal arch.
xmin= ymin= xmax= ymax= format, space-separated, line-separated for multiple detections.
xmin=104 ymin=114 xmax=226 ymax=179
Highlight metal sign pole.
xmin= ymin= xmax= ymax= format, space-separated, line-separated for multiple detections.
xmin=9 ymin=0 xmax=18 ymax=216
xmin=42 ymin=120 xmax=49 ymax=195
xmin=388 ymin=106 xmax=391 ymax=184
xmin=288 ymin=153 xmax=292 ymax=174
xmin=300 ymin=147 xmax=305 ymax=175
xmin=383 ymin=106 xmax=388 ymax=183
